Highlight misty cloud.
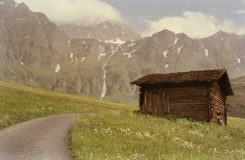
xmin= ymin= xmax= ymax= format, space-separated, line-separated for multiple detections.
xmin=235 ymin=10 xmax=245 ymax=14
xmin=16 ymin=0 xmax=124 ymax=24
xmin=142 ymin=11 xmax=245 ymax=38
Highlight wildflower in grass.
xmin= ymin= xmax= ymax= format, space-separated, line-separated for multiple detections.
xmin=129 ymin=153 xmax=145 ymax=159
xmin=101 ymin=128 xmax=113 ymax=134
xmin=182 ymin=140 xmax=194 ymax=149
xmin=188 ymin=130 xmax=204 ymax=137
xmin=143 ymin=131 xmax=155 ymax=138
xmin=173 ymin=137 xmax=194 ymax=149
xmin=173 ymin=137 xmax=180 ymax=141
xmin=119 ymin=128 xmax=127 ymax=133
xmin=222 ymin=135 xmax=232 ymax=140
xmin=89 ymin=152 xmax=93 ymax=159
xmin=48 ymin=107 xmax=54 ymax=111
xmin=214 ymin=148 xmax=216 ymax=153
xmin=236 ymin=149 xmax=245 ymax=155
xmin=135 ymin=132 xmax=143 ymax=139
xmin=119 ymin=128 xmax=131 ymax=136
xmin=196 ymin=145 xmax=202 ymax=153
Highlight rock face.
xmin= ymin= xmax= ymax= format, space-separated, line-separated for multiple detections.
xmin=59 ymin=21 xmax=141 ymax=42
xmin=103 ymin=30 xmax=245 ymax=103
xmin=0 ymin=1 xmax=70 ymax=66
xmin=1 ymin=0 xmax=245 ymax=108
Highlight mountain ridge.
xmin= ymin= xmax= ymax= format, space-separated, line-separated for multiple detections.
xmin=1 ymin=0 xmax=245 ymax=117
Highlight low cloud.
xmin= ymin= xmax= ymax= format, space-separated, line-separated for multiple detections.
xmin=235 ymin=10 xmax=245 ymax=14
xmin=142 ymin=11 xmax=245 ymax=38
xmin=16 ymin=0 xmax=124 ymax=24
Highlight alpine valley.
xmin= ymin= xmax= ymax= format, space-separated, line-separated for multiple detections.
xmin=0 ymin=0 xmax=245 ymax=117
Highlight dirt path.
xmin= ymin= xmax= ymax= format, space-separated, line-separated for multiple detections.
xmin=0 ymin=114 xmax=82 ymax=160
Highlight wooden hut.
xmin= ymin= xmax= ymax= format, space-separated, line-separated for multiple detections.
xmin=131 ymin=69 xmax=233 ymax=125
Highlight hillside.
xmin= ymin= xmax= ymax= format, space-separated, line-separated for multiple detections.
xmin=1 ymin=0 xmax=245 ymax=114
xmin=0 ymin=81 xmax=244 ymax=159
xmin=227 ymin=76 xmax=245 ymax=118
xmin=0 ymin=81 xmax=135 ymax=130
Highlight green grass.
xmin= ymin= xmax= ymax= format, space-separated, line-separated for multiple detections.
xmin=0 ymin=81 xmax=135 ymax=130
xmin=71 ymin=112 xmax=245 ymax=160
xmin=0 ymin=81 xmax=244 ymax=160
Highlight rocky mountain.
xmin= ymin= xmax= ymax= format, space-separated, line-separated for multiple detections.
xmin=0 ymin=0 xmax=116 ymax=98
xmin=59 ymin=21 xmax=141 ymax=42
xmin=103 ymin=30 xmax=245 ymax=103
xmin=0 ymin=0 xmax=71 ymax=65
xmin=1 ymin=0 xmax=245 ymax=114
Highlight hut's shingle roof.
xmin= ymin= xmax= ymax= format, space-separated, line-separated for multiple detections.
xmin=131 ymin=69 xmax=233 ymax=96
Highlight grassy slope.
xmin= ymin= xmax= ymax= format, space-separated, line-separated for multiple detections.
xmin=0 ymin=81 xmax=135 ymax=129
xmin=71 ymin=113 xmax=245 ymax=160
xmin=0 ymin=81 xmax=244 ymax=160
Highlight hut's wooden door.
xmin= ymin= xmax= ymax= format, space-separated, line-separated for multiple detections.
xmin=144 ymin=89 xmax=169 ymax=113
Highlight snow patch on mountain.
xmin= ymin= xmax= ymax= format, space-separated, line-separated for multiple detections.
xmin=122 ymin=49 xmax=137 ymax=59
xmin=237 ymin=58 xmax=241 ymax=64
xmin=165 ymin=64 xmax=169 ymax=69
xmin=205 ymin=49 xmax=209 ymax=57
xmin=70 ymin=53 xmax=74 ymax=62
xmin=81 ymin=57 xmax=86 ymax=62
xmin=20 ymin=62 xmax=24 ymax=66
xmin=127 ymin=43 xmax=136 ymax=47
xmin=98 ymin=45 xmax=106 ymax=61
xmin=98 ymin=53 xmax=106 ymax=61
xmin=123 ymin=53 xmax=132 ymax=59
xmin=174 ymin=36 xmax=180 ymax=44
xmin=163 ymin=50 xmax=169 ymax=58
xmin=105 ymin=38 xmax=125 ymax=45
xmin=178 ymin=46 xmax=184 ymax=55
xmin=55 ymin=64 xmax=60 ymax=73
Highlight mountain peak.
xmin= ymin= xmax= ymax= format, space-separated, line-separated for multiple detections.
xmin=210 ymin=31 xmax=236 ymax=39
xmin=15 ymin=2 xmax=29 ymax=11
xmin=153 ymin=29 xmax=175 ymax=37
xmin=152 ymin=29 xmax=173 ymax=39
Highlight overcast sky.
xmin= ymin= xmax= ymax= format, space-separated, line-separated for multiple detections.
xmin=16 ymin=0 xmax=245 ymax=38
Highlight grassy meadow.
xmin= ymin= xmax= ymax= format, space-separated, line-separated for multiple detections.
xmin=70 ymin=112 xmax=245 ymax=160
xmin=0 ymin=81 xmax=244 ymax=160
xmin=0 ymin=81 xmax=134 ymax=130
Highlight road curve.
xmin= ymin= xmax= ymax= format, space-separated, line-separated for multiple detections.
xmin=0 ymin=114 xmax=82 ymax=160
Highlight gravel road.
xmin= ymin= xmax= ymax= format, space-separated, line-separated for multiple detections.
xmin=0 ymin=114 xmax=81 ymax=160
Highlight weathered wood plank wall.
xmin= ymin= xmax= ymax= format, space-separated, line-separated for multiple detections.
xmin=209 ymin=82 xmax=226 ymax=125
xmin=142 ymin=89 xmax=168 ymax=113
xmin=141 ymin=85 xmax=210 ymax=121
xmin=167 ymin=86 xmax=209 ymax=121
